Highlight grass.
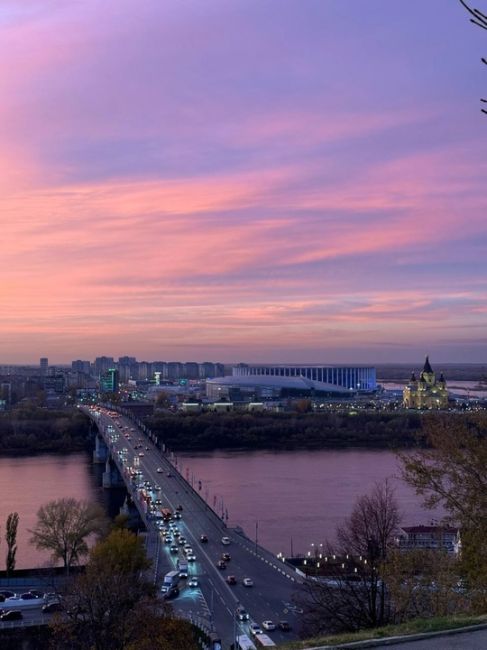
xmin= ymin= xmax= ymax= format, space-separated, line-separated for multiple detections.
xmin=280 ymin=614 xmax=487 ymax=648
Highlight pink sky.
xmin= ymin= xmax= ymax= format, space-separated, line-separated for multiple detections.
xmin=1 ymin=0 xmax=486 ymax=364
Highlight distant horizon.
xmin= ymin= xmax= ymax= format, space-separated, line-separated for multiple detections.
xmin=2 ymin=357 xmax=486 ymax=368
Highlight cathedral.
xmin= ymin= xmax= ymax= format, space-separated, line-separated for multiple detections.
xmin=403 ymin=356 xmax=448 ymax=409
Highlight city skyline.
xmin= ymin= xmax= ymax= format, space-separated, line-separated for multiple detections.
xmin=1 ymin=0 xmax=486 ymax=364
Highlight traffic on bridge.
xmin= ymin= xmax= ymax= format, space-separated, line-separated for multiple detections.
xmin=83 ymin=405 xmax=304 ymax=648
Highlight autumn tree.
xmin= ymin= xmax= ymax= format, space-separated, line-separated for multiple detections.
xmin=29 ymin=498 xmax=107 ymax=574
xmin=50 ymin=528 xmax=199 ymax=650
xmin=5 ymin=512 xmax=19 ymax=576
xmin=298 ymin=480 xmax=401 ymax=635
xmin=400 ymin=413 xmax=487 ymax=606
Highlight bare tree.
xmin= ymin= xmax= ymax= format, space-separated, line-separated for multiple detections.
xmin=5 ymin=512 xmax=19 ymax=576
xmin=459 ymin=0 xmax=487 ymax=113
xmin=29 ymin=498 xmax=106 ymax=575
xmin=298 ymin=480 xmax=401 ymax=635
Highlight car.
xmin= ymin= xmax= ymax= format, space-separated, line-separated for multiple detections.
xmin=279 ymin=621 xmax=292 ymax=631
xmin=217 ymin=560 xmax=226 ymax=570
xmin=249 ymin=623 xmax=263 ymax=636
xmin=42 ymin=601 xmax=64 ymax=613
xmin=176 ymin=505 xmax=183 ymax=512
xmin=162 ymin=586 xmax=179 ymax=600
xmin=178 ymin=538 xmax=185 ymax=546
xmin=157 ymin=467 xmax=163 ymax=473
xmin=154 ymin=484 xmax=161 ymax=491
xmin=183 ymin=543 xmax=192 ymax=551
xmin=226 ymin=575 xmax=237 ymax=585
xmin=183 ymin=547 xmax=193 ymax=556
xmin=0 ymin=594 xmax=5 ymax=602
xmin=28 ymin=590 xmax=44 ymax=598
xmin=164 ymin=537 xmax=172 ymax=544
xmin=173 ymin=512 xmax=182 ymax=519
xmin=187 ymin=554 xmax=196 ymax=562
xmin=236 ymin=606 xmax=249 ymax=621
xmin=262 ymin=620 xmax=276 ymax=631
xmin=221 ymin=536 xmax=231 ymax=545
xmin=222 ymin=553 xmax=231 ymax=562
xmin=188 ymin=578 xmax=199 ymax=588
xmin=166 ymin=472 xmax=172 ymax=477
xmin=170 ymin=545 xmax=178 ymax=554
xmin=138 ymin=452 xmax=144 ymax=457
xmin=200 ymin=534 xmax=208 ymax=543
xmin=20 ymin=592 xmax=40 ymax=600
xmin=0 ymin=591 xmax=15 ymax=598
xmin=243 ymin=578 xmax=254 ymax=587
xmin=0 ymin=610 xmax=23 ymax=621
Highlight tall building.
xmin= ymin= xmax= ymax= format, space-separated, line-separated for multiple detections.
xmin=403 ymin=357 xmax=448 ymax=409
xmin=99 ymin=368 xmax=119 ymax=393
xmin=94 ymin=356 xmax=115 ymax=377
xmin=40 ymin=358 xmax=48 ymax=376
xmin=71 ymin=360 xmax=91 ymax=375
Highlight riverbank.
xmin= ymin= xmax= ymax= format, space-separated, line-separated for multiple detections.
xmin=0 ymin=407 xmax=92 ymax=455
xmin=147 ymin=410 xmax=423 ymax=451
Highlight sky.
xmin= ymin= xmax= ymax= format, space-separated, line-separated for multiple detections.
xmin=0 ymin=0 xmax=486 ymax=365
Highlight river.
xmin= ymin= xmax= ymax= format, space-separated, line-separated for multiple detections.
xmin=0 ymin=448 xmax=436 ymax=569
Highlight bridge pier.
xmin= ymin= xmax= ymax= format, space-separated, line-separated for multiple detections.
xmin=102 ymin=457 xmax=125 ymax=488
xmin=119 ymin=495 xmax=144 ymax=529
xmin=93 ymin=433 xmax=108 ymax=464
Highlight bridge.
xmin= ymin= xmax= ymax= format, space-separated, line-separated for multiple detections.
xmin=83 ymin=405 xmax=304 ymax=648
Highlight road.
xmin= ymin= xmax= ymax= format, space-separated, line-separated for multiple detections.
xmin=87 ymin=405 xmax=304 ymax=647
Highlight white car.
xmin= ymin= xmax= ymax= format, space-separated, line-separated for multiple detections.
xmin=221 ymin=537 xmax=231 ymax=545
xmin=262 ymin=621 xmax=276 ymax=631
xmin=243 ymin=578 xmax=254 ymax=587
xmin=156 ymin=467 xmax=163 ymax=473
xmin=249 ymin=623 xmax=263 ymax=636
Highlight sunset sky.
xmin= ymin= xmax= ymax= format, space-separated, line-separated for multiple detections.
xmin=1 ymin=0 xmax=486 ymax=364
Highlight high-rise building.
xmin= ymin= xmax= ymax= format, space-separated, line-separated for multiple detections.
xmin=94 ymin=356 xmax=115 ymax=377
xmin=40 ymin=358 xmax=48 ymax=376
xmin=99 ymin=368 xmax=119 ymax=393
xmin=71 ymin=360 xmax=91 ymax=375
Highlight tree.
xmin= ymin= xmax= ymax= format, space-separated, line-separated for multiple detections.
xmin=298 ymin=480 xmax=401 ymax=635
xmin=459 ymin=0 xmax=487 ymax=113
xmin=29 ymin=498 xmax=107 ymax=574
xmin=50 ymin=529 xmax=200 ymax=650
xmin=5 ymin=512 xmax=19 ymax=576
xmin=383 ymin=548 xmax=469 ymax=621
xmin=400 ymin=413 xmax=487 ymax=603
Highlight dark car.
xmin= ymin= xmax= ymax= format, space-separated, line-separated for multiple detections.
xmin=217 ymin=560 xmax=226 ymax=570
xmin=0 ymin=610 xmax=23 ymax=621
xmin=162 ymin=586 xmax=179 ymax=600
xmin=200 ymin=534 xmax=208 ymax=543
xmin=0 ymin=591 xmax=15 ymax=599
xmin=222 ymin=553 xmax=231 ymax=562
xmin=20 ymin=592 xmax=40 ymax=600
xmin=42 ymin=601 xmax=64 ymax=613
xmin=176 ymin=505 xmax=183 ymax=512
xmin=28 ymin=590 xmax=44 ymax=598
xmin=226 ymin=575 xmax=237 ymax=585
xmin=279 ymin=621 xmax=292 ymax=631
xmin=0 ymin=595 xmax=5 ymax=603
